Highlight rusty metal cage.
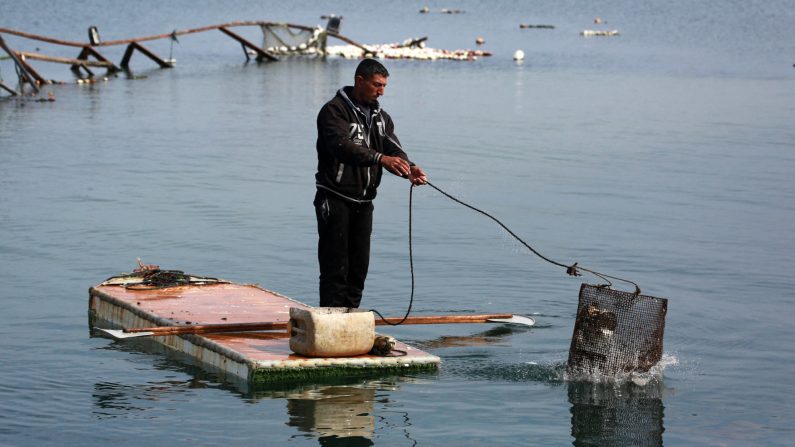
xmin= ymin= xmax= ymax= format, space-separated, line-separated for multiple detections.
xmin=567 ymin=284 xmax=667 ymax=376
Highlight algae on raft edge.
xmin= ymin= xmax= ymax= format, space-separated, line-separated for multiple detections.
xmin=249 ymin=362 xmax=439 ymax=386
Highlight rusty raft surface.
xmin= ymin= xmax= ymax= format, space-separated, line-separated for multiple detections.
xmin=88 ymin=282 xmax=440 ymax=386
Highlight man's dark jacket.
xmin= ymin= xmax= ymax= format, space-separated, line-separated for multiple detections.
xmin=316 ymin=86 xmax=410 ymax=203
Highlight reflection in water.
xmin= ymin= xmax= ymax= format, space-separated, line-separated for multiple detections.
xmin=568 ymin=380 xmax=665 ymax=447
xmin=412 ymin=324 xmax=528 ymax=350
xmin=274 ymin=379 xmax=419 ymax=446
xmin=92 ymin=378 xmax=211 ymax=418
xmin=286 ymin=386 xmax=377 ymax=446
xmin=91 ymin=348 xmax=423 ymax=446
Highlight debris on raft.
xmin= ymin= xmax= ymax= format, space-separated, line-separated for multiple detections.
xmin=519 ymin=24 xmax=555 ymax=29
xmin=580 ymin=29 xmax=620 ymax=37
xmin=327 ymin=37 xmax=490 ymax=61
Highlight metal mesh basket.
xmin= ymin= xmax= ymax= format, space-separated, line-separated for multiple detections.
xmin=567 ymin=284 xmax=667 ymax=376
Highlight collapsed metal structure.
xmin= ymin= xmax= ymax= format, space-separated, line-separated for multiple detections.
xmin=0 ymin=17 xmax=364 ymax=96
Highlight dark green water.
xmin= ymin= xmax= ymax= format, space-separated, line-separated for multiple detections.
xmin=2 ymin=1 xmax=794 ymax=445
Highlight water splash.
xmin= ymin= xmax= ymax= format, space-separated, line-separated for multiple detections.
xmin=564 ymin=353 xmax=679 ymax=386
xmin=442 ymin=353 xmax=678 ymax=386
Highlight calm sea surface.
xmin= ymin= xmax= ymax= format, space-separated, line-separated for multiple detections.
xmin=2 ymin=1 xmax=794 ymax=445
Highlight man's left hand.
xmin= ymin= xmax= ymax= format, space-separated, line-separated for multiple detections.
xmin=408 ymin=165 xmax=427 ymax=185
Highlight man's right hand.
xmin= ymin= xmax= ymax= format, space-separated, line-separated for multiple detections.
xmin=380 ymin=155 xmax=411 ymax=178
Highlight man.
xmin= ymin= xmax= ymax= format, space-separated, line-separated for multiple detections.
xmin=314 ymin=58 xmax=427 ymax=308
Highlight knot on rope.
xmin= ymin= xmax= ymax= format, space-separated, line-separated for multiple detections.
xmin=566 ymin=263 xmax=581 ymax=277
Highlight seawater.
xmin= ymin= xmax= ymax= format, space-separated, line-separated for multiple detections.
xmin=1 ymin=1 xmax=794 ymax=445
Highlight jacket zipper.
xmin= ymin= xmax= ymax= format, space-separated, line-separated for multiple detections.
xmin=341 ymin=89 xmax=379 ymax=200
xmin=361 ymin=110 xmax=377 ymax=199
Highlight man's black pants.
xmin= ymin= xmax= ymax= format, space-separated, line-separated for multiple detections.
xmin=314 ymin=189 xmax=373 ymax=308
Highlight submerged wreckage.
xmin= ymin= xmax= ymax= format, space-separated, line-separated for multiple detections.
xmin=0 ymin=16 xmax=490 ymax=96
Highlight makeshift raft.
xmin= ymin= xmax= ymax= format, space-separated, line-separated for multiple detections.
xmin=88 ymin=280 xmax=440 ymax=386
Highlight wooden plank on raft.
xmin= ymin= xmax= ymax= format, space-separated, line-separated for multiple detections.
xmin=115 ymin=313 xmax=516 ymax=336
xmin=218 ymin=26 xmax=278 ymax=61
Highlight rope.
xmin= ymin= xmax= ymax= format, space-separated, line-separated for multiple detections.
xmin=168 ymin=30 xmax=178 ymax=61
xmin=371 ymin=180 xmax=641 ymax=326
xmin=424 ymin=180 xmax=641 ymax=294
xmin=426 ymin=181 xmax=570 ymax=269
xmin=370 ymin=184 xmax=417 ymax=325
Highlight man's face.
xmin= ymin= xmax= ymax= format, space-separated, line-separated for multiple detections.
xmin=354 ymin=73 xmax=388 ymax=105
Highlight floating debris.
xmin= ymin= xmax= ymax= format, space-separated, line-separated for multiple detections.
xmin=475 ymin=36 xmax=485 ymax=45
xmin=327 ymin=39 xmax=490 ymax=61
xmin=513 ymin=49 xmax=525 ymax=61
xmin=580 ymin=29 xmax=620 ymax=37
xmin=419 ymin=6 xmax=464 ymax=14
xmin=33 ymin=92 xmax=56 ymax=102
xmin=519 ymin=24 xmax=555 ymax=29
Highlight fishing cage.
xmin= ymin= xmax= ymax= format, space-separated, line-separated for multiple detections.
xmin=567 ymin=284 xmax=667 ymax=377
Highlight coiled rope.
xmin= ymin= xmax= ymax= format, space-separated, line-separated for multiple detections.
xmin=371 ymin=180 xmax=641 ymax=327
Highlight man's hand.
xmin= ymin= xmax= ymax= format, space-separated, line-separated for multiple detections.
xmin=408 ymin=165 xmax=427 ymax=185
xmin=380 ymin=155 xmax=411 ymax=177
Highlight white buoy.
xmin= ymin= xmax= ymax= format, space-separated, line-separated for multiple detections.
xmin=513 ymin=49 xmax=525 ymax=61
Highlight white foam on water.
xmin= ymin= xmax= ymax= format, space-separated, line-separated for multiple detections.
xmin=564 ymin=352 xmax=679 ymax=386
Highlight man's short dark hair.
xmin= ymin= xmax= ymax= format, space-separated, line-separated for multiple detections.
xmin=355 ymin=58 xmax=389 ymax=79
